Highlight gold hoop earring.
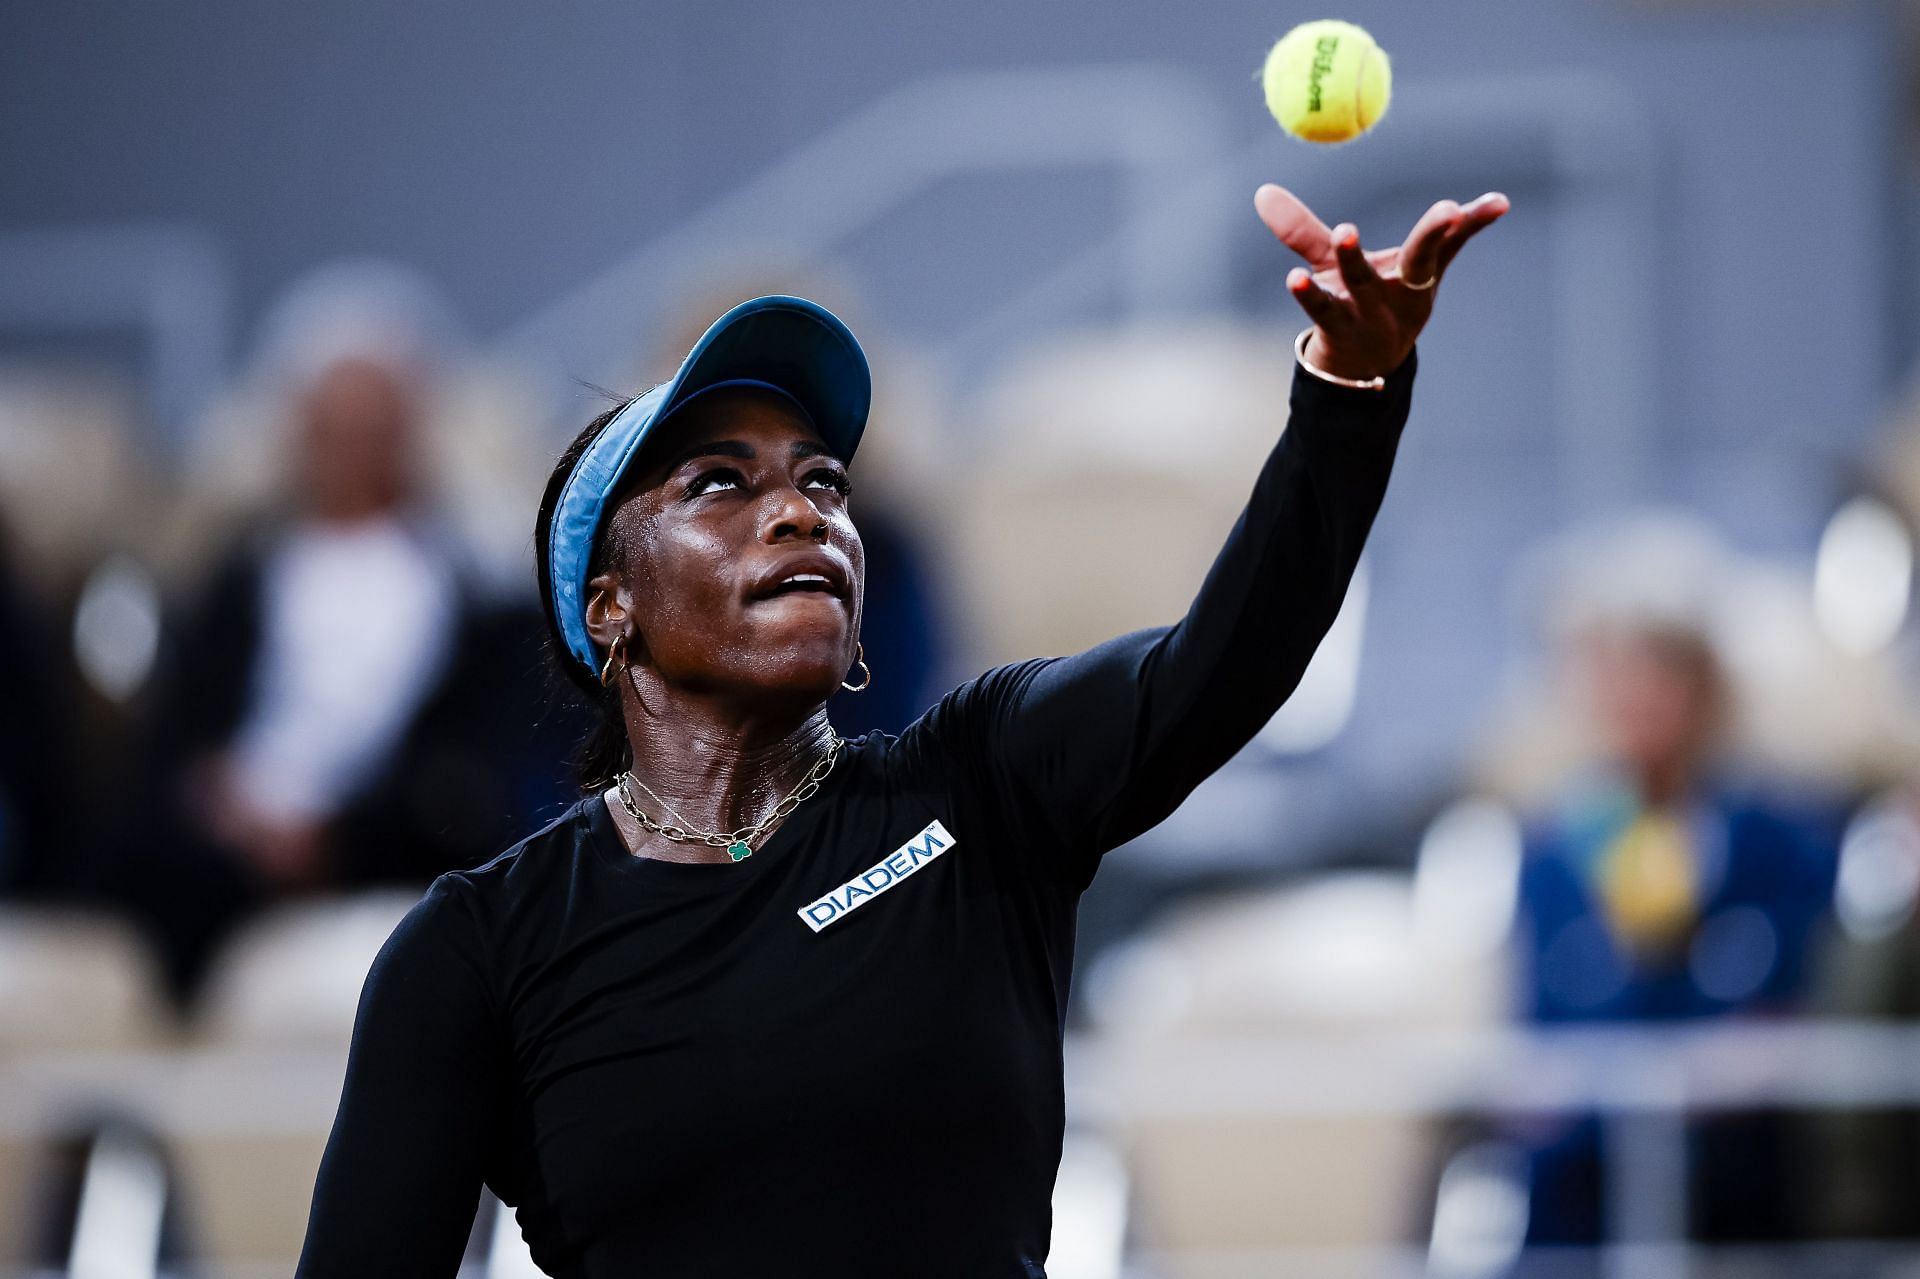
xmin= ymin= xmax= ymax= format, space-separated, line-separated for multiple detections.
xmin=841 ymin=641 xmax=871 ymax=693
xmin=599 ymin=634 xmax=629 ymax=687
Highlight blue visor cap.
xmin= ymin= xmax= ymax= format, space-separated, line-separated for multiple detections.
xmin=548 ymin=294 xmax=871 ymax=676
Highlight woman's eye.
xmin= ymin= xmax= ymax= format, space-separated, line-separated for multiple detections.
xmin=805 ymin=469 xmax=852 ymax=497
xmin=686 ymin=467 xmax=743 ymax=497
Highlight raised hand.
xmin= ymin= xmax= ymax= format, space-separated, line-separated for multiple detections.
xmin=1254 ymin=183 xmax=1509 ymax=383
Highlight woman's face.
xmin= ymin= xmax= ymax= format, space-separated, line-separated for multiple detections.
xmin=587 ymin=386 xmax=864 ymax=708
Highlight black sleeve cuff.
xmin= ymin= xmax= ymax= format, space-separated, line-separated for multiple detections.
xmin=1287 ymin=341 xmax=1418 ymax=448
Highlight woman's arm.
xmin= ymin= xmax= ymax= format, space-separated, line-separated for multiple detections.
xmin=904 ymin=185 xmax=1509 ymax=891
xmin=296 ymin=878 xmax=505 ymax=1276
xmin=912 ymin=348 xmax=1412 ymax=889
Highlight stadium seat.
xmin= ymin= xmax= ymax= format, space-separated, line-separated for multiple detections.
xmin=193 ymin=889 xmax=422 ymax=1047
xmin=1087 ymin=871 xmax=1508 ymax=1270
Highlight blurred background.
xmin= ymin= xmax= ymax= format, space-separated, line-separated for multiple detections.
xmin=6 ymin=0 xmax=1920 ymax=1275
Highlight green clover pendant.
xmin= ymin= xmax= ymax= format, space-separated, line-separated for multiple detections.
xmin=727 ymin=841 xmax=753 ymax=862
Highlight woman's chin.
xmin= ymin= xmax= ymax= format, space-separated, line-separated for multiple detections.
xmin=734 ymin=621 xmax=854 ymax=698
xmin=745 ymin=596 xmax=850 ymax=643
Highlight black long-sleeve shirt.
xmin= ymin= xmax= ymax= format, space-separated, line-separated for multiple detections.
xmin=296 ymin=346 xmax=1418 ymax=1278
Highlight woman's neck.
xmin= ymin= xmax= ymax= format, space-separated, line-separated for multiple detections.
xmin=609 ymin=693 xmax=839 ymax=862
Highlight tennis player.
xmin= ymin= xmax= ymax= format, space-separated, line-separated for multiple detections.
xmin=295 ymin=181 xmax=1508 ymax=1277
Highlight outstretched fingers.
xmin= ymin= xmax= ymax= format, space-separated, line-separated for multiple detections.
xmin=1287 ymin=267 xmax=1344 ymax=330
xmin=1265 ymin=184 xmax=1512 ymax=340
xmin=1332 ymin=223 xmax=1383 ymax=296
xmin=1396 ymin=199 xmax=1461 ymax=288
xmin=1435 ymin=192 xmax=1511 ymax=273
xmin=1255 ymin=183 xmax=1335 ymax=267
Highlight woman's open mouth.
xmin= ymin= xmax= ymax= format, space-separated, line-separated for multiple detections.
xmin=746 ymin=551 xmax=851 ymax=604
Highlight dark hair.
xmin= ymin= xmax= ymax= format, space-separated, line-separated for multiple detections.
xmin=535 ymin=397 xmax=639 ymax=793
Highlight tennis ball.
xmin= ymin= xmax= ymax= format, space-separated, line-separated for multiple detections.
xmin=1261 ymin=19 xmax=1391 ymax=144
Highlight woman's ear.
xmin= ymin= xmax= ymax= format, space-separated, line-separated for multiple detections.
xmin=583 ymin=570 xmax=631 ymax=653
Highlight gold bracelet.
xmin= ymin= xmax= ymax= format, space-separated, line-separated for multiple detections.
xmin=1294 ymin=328 xmax=1387 ymax=392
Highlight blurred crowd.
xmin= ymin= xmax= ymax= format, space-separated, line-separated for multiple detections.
xmin=0 ymin=262 xmax=957 ymax=1017
xmin=7 ymin=258 xmax=1920 ymax=1273
xmin=4 ymin=262 xmax=575 ymax=1007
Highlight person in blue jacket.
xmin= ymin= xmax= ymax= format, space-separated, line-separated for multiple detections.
xmin=1514 ymin=615 xmax=1839 ymax=1244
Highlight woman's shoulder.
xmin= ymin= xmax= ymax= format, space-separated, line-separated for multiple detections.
xmin=428 ymin=795 xmax=601 ymax=922
xmin=356 ymin=798 xmax=601 ymax=1024
xmin=883 ymin=660 xmax=1057 ymax=757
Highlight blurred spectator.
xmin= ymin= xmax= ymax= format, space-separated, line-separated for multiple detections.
xmin=102 ymin=262 xmax=586 ymax=1007
xmin=0 ymin=516 xmax=78 ymax=898
xmin=1799 ymin=786 xmax=1920 ymax=1241
xmin=1519 ymin=620 xmax=1834 ymax=1025
xmin=1498 ymin=521 xmax=1842 ymax=1245
xmin=1794 ymin=482 xmax=1920 ymax=1241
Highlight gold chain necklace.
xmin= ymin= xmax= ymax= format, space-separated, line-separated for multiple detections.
xmin=615 ymin=731 xmax=843 ymax=862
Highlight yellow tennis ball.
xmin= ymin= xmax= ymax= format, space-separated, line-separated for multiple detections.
xmin=1261 ymin=19 xmax=1391 ymax=144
